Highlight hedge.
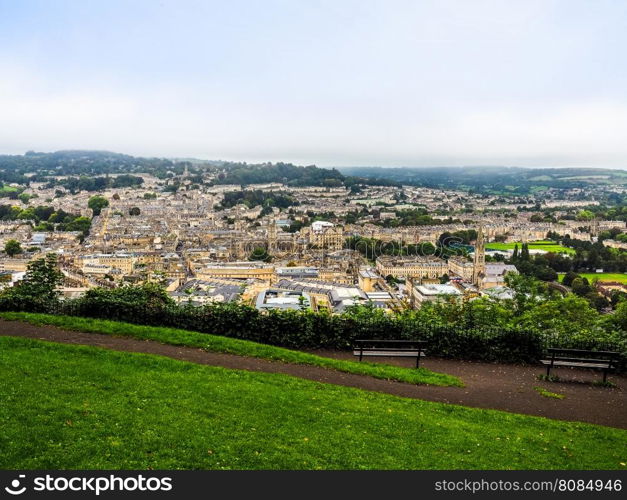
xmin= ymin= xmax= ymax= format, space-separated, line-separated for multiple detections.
xmin=1 ymin=293 xmax=624 ymax=368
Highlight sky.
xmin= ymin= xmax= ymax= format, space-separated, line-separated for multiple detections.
xmin=1 ymin=0 xmax=626 ymax=168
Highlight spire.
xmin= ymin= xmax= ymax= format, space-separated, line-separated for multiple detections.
xmin=472 ymin=225 xmax=486 ymax=286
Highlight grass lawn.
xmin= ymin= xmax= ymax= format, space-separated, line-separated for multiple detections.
xmin=485 ymin=241 xmax=575 ymax=255
xmin=0 ymin=185 xmax=19 ymax=195
xmin=557 ymin=273 xmax=627 ymax=284
xmin=0 ymin=312 xmax=461 ymax=387
xmin=1 ymin=336 xmax=626 ymax=469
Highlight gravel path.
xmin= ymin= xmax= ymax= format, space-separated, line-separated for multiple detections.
xmin=1 ymin=318 xmax=625 ymax=429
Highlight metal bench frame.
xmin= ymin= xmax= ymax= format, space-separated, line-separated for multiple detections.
xmin=353 ymin=339 xmax=426 ymax=368
xmin=541 ymin=348 xmax=618 ymax=383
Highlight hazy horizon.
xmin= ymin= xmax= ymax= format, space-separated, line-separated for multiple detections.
xmin=5 ymin=149 xmax=627 ymax=171
xmin=2 ymin=0 xmax=627 ymax=168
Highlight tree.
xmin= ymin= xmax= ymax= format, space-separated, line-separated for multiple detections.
xmin=534 ymin=266 xmax=557 ymax=282
xmin=571 ymin=277 xmax=591 ymax=296
xmin=129 ymin=206 xmax=141 ymax=216
xmin=0 ymin=254 xmax=63 ymax=311
xmin=587 ymin=292 xmax=609 ymax=311
xmin=561 ymin=271 xmax=580 ymax=288
xmin=249 ymin=247 xmax=271 ymax=262
xmin=87 ymin=195 xmax=109 ymax=216
xmin=4 ymin=239 xmax=22 ymax=256
xmin=610 ymin=300 xmax=627 ymax=330
xmin=21 ymin=254 xmax=63 ymax=301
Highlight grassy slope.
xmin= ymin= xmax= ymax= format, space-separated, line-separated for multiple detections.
xmin=557 ymin=273 xmax=627 ymax=284
xmin=1 ymin=336 xmax=625 ymax=470
xmin=0 ymin=312 xmax=461 ymax=387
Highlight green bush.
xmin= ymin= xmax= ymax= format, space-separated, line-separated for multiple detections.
xmin=0 ymin=278 xmax=624 ymax=367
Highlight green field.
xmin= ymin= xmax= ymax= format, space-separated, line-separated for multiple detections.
xmin=558 ymin=273 xmax=627 ymax=284
xmin=1 ymin=336 xmax=625 ymax=469
xmin=486 ymin=241 xmax=575 ymax=255
xmin=0 ymin=185 xmax=19 ymax=195
xmin=0 ymin=312 xmax=460 ymax=387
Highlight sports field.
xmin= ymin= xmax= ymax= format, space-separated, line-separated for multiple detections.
xmin=558 ymin=273 xmax=627 ymax=284
xmin=486 ymin=241 xmax=575 ymax=255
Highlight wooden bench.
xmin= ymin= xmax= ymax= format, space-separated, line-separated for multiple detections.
xmin=541 ymin=348 xmax=619 ymax=383
xmin=353 ymin=339 xmax=426 ymax=368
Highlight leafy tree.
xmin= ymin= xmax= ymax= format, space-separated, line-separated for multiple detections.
xmin=514 ymin=294 xmax=599 ymax=335
xmin=0 ymin=254 xmax=63 ymax=311
xmin=20 ymin=254 xmax=63 ymax=301
xmin=4 ymin=239 xmax=22 ymax=256
xmin=249 ymin=247 xmax=271 ymax=262
xmin=561 ymin=271 xmax=580 ymax=287
xmin=129 ymin=206 xmax=141 ymax=216
xmin=87 ymin=195 xmax=109 ymax=216
xmin=534 ymin=266 xmax=557 ymax=282
xmin=571 ymin=277 xmax=591 ymax=296
xmin=587 ymin=292 xmax=609 ymax=311
xmin=609 ymin=300 xmax=627 ymax=331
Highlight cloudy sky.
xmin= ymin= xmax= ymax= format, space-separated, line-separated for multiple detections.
xmin=1 ymin=0 xmax=626 ymax=167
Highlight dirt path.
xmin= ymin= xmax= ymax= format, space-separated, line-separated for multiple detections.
xmin=1 ymin=318 xmax=625 ymax=429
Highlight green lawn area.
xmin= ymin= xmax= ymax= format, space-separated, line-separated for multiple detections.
xmin=557 ymin=273 xmax=627 ymax=284
xmin=0 ymin=312 xmax=461 ymax=387
xmin=0 ymin=185 xmax=19 ymax=195
xmin=486 ymin=241 xmax=575 ymax=255
xmin=1 ymin=336 xmax=625 ymax=469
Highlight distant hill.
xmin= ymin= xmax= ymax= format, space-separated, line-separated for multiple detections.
xmin=337 ymin=166 xmax=627 ymax=194
xmin=2 ymin=151 xmax=626 ymax=195
xmin=0 ymin=151 xmax=396 ymax=189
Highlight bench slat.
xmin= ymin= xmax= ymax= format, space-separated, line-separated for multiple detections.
xmin=355 ymin=339 xmax=426 ymax=345
xmin=540 ymin=360 xmax=612 ymax=369
xmin=353 ymin=350 xmax=425 ymax=357
xmin=547 ymin=348 xmax=618 ymax=357
xmin=546 ymin=357 xmax=614 ymax=364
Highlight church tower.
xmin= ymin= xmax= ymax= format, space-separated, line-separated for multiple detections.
xmin=472 ymin=225 xmax=486 ymax=287
xmin=267 ymin=219 xmax=277 ymax=253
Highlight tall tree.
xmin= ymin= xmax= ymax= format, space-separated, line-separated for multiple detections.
xmin=4 ymin=239 xmax=22 ymax=256
xmin=87 ymin=195 xmax=109 ymax=216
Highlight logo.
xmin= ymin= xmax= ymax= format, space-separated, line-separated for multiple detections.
xmin=4 ymin=475 xmax=27 ymax=496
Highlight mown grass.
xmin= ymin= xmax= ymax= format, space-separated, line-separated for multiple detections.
xmin=558 ymin=273 xmax=627 ymax=284
xmin=1 ymin=337 xmax=626 ymax=469
xmin=485 ymin=241 xmax=575 ymax=255
xmin=0 ymin=312 xmax=461 ymax=387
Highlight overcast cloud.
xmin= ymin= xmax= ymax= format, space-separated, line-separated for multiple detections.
xmin=1 ymin=0 xmax=626 ymax=167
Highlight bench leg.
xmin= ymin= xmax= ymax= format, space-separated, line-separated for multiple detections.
xmin=416 ymin=354 xmax=420 ymax=369
xmin=546 ymin=364 xmax=551 ymax=378
xmin=603 ymin=370 xmax=608 ymax=384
